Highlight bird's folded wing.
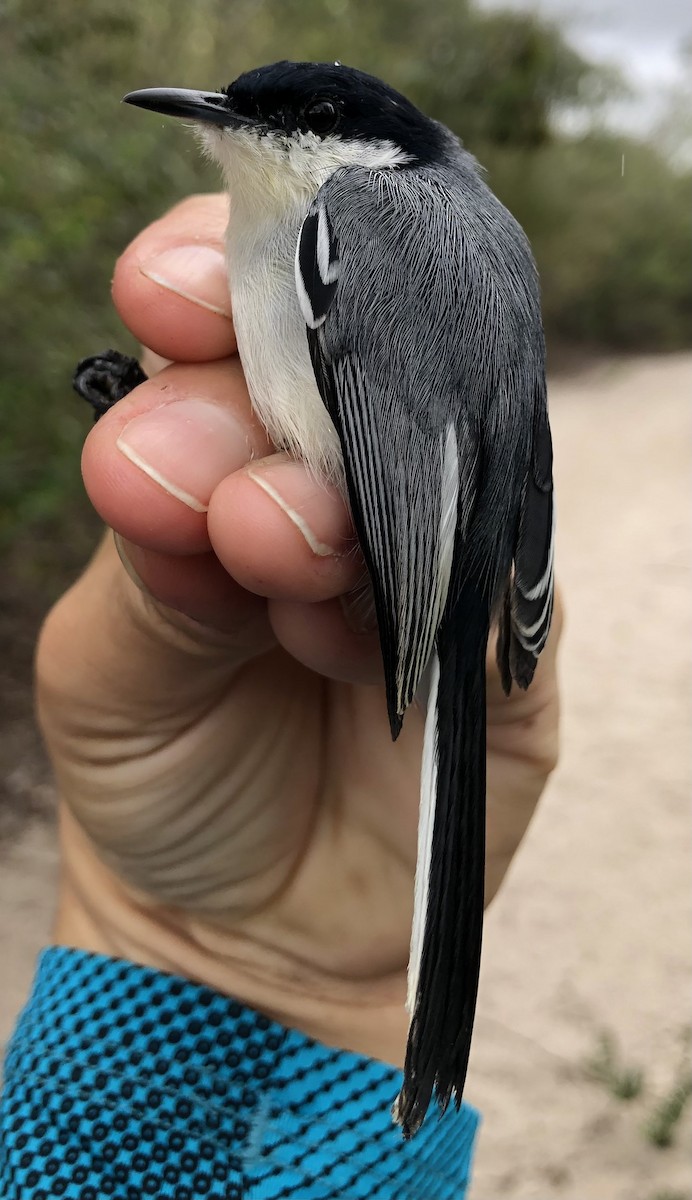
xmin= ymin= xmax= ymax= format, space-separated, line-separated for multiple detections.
xmin=295 ymin=169 xmax=478 ymax=735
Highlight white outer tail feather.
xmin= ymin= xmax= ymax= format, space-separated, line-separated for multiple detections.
xmin=406 ymin=424 xmax=458 ymax=1016
xmin=407 ymin=651 xmax=440 ymax=1014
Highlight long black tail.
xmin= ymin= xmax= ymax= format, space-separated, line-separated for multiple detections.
xmin=395 ymin=609 xmax=488 ymax=1138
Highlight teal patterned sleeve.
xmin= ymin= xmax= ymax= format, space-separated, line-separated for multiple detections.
xmin=1 ymin=947 xmax=479 ymax=1198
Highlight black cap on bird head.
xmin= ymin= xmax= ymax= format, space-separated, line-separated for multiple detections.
xmin=124 ymin=61 xmax=447 ymax=166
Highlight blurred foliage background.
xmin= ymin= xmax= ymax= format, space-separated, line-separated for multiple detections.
xmin=1 ymin=0 xmax=690 ymax=601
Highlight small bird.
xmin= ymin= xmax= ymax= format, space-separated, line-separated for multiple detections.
xmin=122 ymin=61 xmax=555 ymax=1137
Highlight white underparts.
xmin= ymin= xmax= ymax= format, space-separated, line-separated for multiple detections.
xmin=197 ymin=122 xmax=411 ymax=487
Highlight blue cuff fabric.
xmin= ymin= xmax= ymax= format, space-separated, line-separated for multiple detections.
xmin=1 ymin=947 xmax=479 ymax=1199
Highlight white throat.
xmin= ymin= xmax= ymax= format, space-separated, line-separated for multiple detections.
xmin=199 ymin=124 xmax=411 ymax=220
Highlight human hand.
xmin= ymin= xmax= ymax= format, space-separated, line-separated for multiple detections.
xmin=37 ymin=194 xmax=562 ymax=1067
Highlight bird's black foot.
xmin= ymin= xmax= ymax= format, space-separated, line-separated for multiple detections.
xmin=73 ymin=349 xmax=148 ymax=422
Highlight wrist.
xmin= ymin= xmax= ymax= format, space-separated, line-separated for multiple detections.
xmin=55 ymin=805 xmax=410 ymax=1069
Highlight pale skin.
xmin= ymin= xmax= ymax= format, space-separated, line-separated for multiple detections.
xmin=39 ymin=193 xmax=562 ymax=1070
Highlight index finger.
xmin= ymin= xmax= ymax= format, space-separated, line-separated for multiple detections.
xmin=112 ymin=193 xmax=236 ymax=363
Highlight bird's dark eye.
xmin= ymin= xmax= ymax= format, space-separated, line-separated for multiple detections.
xmin=303 ymin=97 xmax=340 ymax=136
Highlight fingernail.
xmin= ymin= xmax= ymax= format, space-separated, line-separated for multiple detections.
xmin=140 ymin=245 xmax=231 ymax=318
xmin=246 ymin=464 xmax=338 ymax=557
xmin=117 ymin=399 xmax=249 ymax=511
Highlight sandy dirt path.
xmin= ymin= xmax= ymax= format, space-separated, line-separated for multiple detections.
xmin=2 ymin=353 xmax=690 ymax=1199
xmin=467 ymin=353 xmax=691 ymax=1199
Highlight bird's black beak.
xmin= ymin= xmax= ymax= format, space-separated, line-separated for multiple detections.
xmin=123 ymin=87 xmax=255 ymax=129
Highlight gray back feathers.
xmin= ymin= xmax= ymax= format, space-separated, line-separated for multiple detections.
xmin=298 ymin=147 xmax=549 ymax=723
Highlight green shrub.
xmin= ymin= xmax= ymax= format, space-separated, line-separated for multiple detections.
xmin=1 ymin=0 xmax=689 ymax=589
